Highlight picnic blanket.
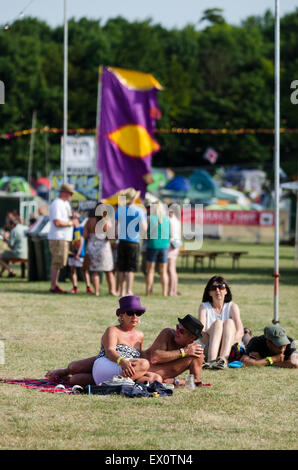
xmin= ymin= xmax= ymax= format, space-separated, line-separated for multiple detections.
xmin=0 ymin=376 xmax=73 ymax=394
xmin=0 ymin=377 xmax=173 ymax=397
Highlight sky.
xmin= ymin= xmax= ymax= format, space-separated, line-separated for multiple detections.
xmin=1 ymin=0 xmax=298 ymax=29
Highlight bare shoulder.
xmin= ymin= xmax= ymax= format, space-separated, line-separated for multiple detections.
xmin=198 ymin=303 xmax=207 ymax=313
xmin=159 ymin=327 xmax=175 ymax=338
xmin=230 ymin=302 xmax=240 ymax=314
xmin=136 ymin=329 xmax=145 ymax=341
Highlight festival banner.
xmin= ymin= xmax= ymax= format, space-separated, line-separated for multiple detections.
xmin=182 ymin=209 xmax=274 ymax=226
xmin=97 ymin=66 xmax=163 ymax=198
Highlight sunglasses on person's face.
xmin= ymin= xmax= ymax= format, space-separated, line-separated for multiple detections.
xmin=176 ymin=324 xmax=187 ymax=335
xmin=209 ymin=283 xmax=226 ymax=291
xmin=125 ymin=311 xmax=144 ymax=317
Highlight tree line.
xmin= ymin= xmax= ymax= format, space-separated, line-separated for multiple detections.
xmin=0 ymin=8 xmax=297 ymax=180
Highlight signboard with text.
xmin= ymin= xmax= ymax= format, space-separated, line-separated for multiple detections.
xmin=182 ymin=209 xmax=274 ymax=226
xmin=61 ymin=136 xmax=96 ymax=174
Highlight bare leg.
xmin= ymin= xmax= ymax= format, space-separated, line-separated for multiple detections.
xmin=158 ymin=263 xmax=169 ymax=297
xmin=105 ymin=270 xmax=117 ymax=295
xmin=148 ymin=355 xmax=202 ymax=382
xmin=242 ymin=328 xmax=252 ymax=346
xmin=91 ymin=271 xmax=100 ymax=296
xmin=219 ymin=319 xmax=236 ymax=361
xmin=168 ymin=258 xmax=178 ymax=296
xmin=70 ymin=266 xmax=77 ymax=288
xmin=46 ymin=356 xmax=97 ymax=385
xmin=189 ymin=355 xmax=204 ymax=382
xmin=141 ymin=371 xmax=163 ymax=383
xmin=146 ymin=261 xmax=155 ymax=296
xmin=0 ymin=258 xmax=15 ymax=275
xmin=118 ymin=271 xmax=126 ymax=296
xmin=68 ymin=373 xmax=95 ymax=386
xmin=126 ymin=272 xmax=134 ymax=295
xmin=50 ymin=265 xmax=60 ymax=290
xmin=83 ymin=269 xmax=91 ymax=288
xmin=207 ymin=319 xmax=223 ymax=362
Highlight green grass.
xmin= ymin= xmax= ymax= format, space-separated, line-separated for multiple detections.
xmin=0 ymin=240 xmax=297 ymax=450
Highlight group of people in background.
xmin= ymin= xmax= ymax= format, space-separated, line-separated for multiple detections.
xmin=47 ymin=185 xmax=182 ymax=298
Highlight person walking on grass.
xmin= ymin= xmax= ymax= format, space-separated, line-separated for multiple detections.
xmin=48 ymin=183 xmax=74 ymax=294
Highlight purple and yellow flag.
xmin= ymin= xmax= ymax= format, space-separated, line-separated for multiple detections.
xmin=97 ymin=66 xmax=163 ymax=198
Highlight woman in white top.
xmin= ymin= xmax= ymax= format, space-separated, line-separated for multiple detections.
xmin=198 ymin=275 xmax=244 ymax=369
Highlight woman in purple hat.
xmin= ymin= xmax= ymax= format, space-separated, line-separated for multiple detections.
xmin=92 ymin=295 xmax=162 ymax=384
xmin=46 ymin=295 xmax=162 ymax=386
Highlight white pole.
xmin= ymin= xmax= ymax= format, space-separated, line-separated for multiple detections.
xmin=273 ymin=0 xmax=280 ymax=324
xmin=27 ymin=109 xmax=37 ymax=185
xmin=63 ymin=0 xmax=68 ymax=183
xmin=96 ymin=66 xmax=103 ymax=199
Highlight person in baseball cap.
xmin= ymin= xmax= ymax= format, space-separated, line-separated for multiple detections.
xmin=241 ymin=325 xmax=298 ymax=368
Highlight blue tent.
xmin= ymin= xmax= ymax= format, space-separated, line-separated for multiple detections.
xmin=165 ymin=176 xmax=191 ymax=192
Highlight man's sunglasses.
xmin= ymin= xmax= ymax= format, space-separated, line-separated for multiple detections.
xmin=209 ymin=284 xmax=226 ymax=291
xmin=125 ymin=311 xmax=144 ymax=317
xmin=176 ymin=324 xmax=186 ymax=335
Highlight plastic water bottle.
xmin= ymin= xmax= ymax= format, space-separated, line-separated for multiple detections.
xmin=185 ymin=374 xmax=195 ymax=390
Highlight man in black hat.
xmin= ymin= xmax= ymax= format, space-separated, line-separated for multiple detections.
xmin=241 ymin=325 xmax=297 ymax=368
xmin=143 ymin=314 xmax=205 ymax=386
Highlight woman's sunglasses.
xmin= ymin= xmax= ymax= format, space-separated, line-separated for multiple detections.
xmin=125 ymin=311 xmax=144 ymax=317
xmin=209 ymin=283 xmax=226 ymax=291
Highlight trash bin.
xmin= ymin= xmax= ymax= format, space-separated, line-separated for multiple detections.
xmin=26 ymin=216 xmax=51 ymax=281
xmin=27 ymin=234 xmax=37 ymax=281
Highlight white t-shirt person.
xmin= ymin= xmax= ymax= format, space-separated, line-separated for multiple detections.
xmin=48 ymin=197 xmax=73 ymax=242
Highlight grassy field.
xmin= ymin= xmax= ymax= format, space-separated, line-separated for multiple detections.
xmin=0 ymin=240 xmax=297 ymax=450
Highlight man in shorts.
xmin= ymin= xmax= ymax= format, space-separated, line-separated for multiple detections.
xmin=115 ymin=188 xmax=147 ymax=296
xmin=48 ymin=183 xmax=74 ymax=294
xmin=241 ymin=325 xmax=298 ymax=368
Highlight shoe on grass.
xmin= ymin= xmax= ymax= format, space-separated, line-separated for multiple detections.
xmin=211 ymin=357 xmax=227 ymax=370
xmin=202 ymin=360 xmax=216 ymax=369
xmin=86 ymin=286 xmax=94 ymax=295
xmin=70 ymin=286 xmax=79 ymax=294
xmin=50 ymin=285 xmax=67 ymax=294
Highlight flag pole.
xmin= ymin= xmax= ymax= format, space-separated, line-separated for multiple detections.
xmin=96 ymin=66 xmax=103 ymax=199
xmin=273 ymin=0 xmax=280 ymax=324
xmin=63 ymin=0 xmax=68 ymax=183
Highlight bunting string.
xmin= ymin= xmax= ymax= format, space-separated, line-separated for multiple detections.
xmin=0 ymin=126 xmax=298 ymax=141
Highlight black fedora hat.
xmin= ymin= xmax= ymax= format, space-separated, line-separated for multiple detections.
xmin=177 ymin=314 xmax=203 ymax=338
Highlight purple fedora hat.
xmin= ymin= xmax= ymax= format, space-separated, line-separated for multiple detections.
xmin=116 ymin=296 xmax=146 ymax=316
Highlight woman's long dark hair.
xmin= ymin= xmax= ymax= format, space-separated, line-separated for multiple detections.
xmin=202 ymin=275 xmax=232 ymax=304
